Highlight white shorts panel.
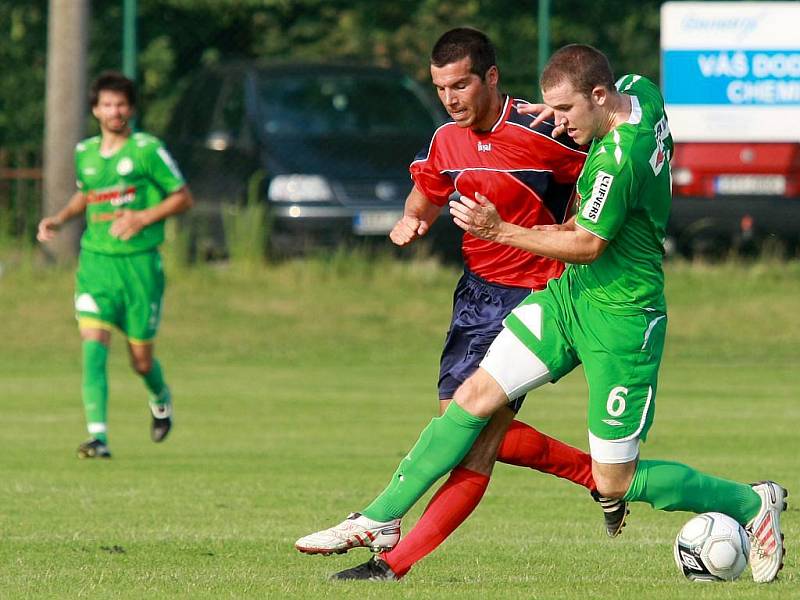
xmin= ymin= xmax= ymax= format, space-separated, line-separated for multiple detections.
xmin=588 ymin=430 xmax=640 ymax=464
xmin=479 ymin=328 xmax=552 ymax=400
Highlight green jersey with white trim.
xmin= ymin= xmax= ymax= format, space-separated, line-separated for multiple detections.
xmin=570 ymin=74 xmax=672 ymax=315
xmin=75 ymin=132 xmax=185 ymax=255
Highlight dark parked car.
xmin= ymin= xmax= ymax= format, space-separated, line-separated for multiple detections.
xmin=165 ymin=62 xmax=457 ymax=257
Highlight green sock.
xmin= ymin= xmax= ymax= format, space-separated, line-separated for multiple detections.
xmin=143 ymin=358 xmax=169 ymax=404
xmin=362 ymin=402 xmax=489 ymax=521
xmin=623 ymin=459 xmax=762 ymax=525
xmin=82 ymin=340 xmax=109 ymax=444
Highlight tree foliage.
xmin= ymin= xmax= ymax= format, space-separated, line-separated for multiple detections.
xmin=1 ymin=0 xmax=662 ymax=149
xmin=0 ymin=2 xmax=47 ymax=149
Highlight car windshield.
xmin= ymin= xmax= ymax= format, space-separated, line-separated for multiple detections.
xmin=256 ymin=72 xmax=438 ymax=136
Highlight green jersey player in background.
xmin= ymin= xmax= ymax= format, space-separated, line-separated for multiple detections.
xmin=37 ymin=71 xmax=193 ymax=459
xmin=298 ymin=45 xmax=786 ymax=583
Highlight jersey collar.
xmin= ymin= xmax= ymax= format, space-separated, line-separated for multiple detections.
xmin=626 ymin=95 xmax=642 ymax=125
xmin=488 ymin=95 xmax=512 ymax=133
xmin=99 ymin=133 xmax=134 ymax=159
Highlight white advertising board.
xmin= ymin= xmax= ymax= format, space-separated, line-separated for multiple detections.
xmin=661 ymin=2 xmax=800 ymax=141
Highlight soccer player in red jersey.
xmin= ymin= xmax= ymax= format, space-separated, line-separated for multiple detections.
xmin=295 ymin=28 xmax=628 ymax=579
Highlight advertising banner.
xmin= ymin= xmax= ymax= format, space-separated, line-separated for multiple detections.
xmin=661 ymin=2 xmax=800 ymax=141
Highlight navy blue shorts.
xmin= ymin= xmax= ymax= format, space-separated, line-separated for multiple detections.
xmin=438 ymin=270 xmax=532 ymax=412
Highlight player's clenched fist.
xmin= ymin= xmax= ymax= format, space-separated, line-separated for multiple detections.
xmin=449 ymin=192 xmax=503 ymax=242
xmin=389 ymin=214 xmax=430 ymax=246
xmin=37 ymin=216 xmax=62 ymax=242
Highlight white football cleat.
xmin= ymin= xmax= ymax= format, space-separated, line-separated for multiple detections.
xmin=747 ymin=481 xmax=788 ymax=583
xmin=295 ymin=512 xmax=401 ymax=555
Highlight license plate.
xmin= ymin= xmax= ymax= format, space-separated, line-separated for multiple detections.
xmin=714 ymin=175 xmax=786 ymax=195
xmin=353 ymin=210 xmax=402 ymax=235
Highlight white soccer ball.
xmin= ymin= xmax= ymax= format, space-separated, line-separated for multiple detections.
xmin=673 ymin=512 xmax=750 ymax=581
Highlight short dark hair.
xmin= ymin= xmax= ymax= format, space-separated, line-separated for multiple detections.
xmin=541 ymin=44 xmax=615 ymax=98
xmin=89 ymin=71 xmax=136 ymax=107
xmin=431 ymin=27 xmax=497 ymax=79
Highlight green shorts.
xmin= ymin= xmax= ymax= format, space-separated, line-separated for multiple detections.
xmin=501 ymin=273 xmax=666 ymax=448
xmin=75 ymin=249 xmax=165 ymax=343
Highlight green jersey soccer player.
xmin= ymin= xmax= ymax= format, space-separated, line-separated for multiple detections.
xmin=38 ymin=71 xmax=193 ymax=459
xmin=297 ymin=45 xmax=786 ymax=584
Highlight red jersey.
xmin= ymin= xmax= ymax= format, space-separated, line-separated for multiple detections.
xmin=410 ymin=96 xmax=587 ymax=289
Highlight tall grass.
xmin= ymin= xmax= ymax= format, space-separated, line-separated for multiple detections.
xmin=221 ymin=200 xmax=269 ymax=269
xmin=220 ymin=169 xmax=271 ymax=269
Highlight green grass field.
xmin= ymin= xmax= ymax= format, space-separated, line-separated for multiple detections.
xmin=1 ymin=252 xmax=797 ymax=599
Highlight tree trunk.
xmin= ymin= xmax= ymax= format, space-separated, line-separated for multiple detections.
xmin=42 ymin=0 xmax=89 ymax=262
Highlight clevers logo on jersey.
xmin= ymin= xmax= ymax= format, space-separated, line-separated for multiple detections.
xmin=582 ymin=171 xmax=614 ymax=223
xmin=649 ymin=116 xmax=670 ymax=176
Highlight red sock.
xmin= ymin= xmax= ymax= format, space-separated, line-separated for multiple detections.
xmin=496 ymin=419 xmax=595 ymax=491
xmin=381 ymin=466 xmax=489 ymax=578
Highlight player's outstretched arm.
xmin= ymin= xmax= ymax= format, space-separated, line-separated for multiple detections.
xmin=531 ymin=215 xmax=576 ymax=232
xmin=110 ymin=186 xmax=193 ymax=241
xmin=37 ymin=191 xmax=87 ymax=242
xmin=450 ymin=193 xmax=606 ymax=264
xmin=389 ymin=185 xmax=440 ymax=246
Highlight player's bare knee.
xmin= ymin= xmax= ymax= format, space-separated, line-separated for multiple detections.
xmin=453 ymin=370 xmax=506 ymax=418
xmin=80 ymin=328 xmax=110 ymax=345
xmin=453 ymin=376 xmax=483 ymax=413
xmin=131 ymin=356 xmax=152 ymax=375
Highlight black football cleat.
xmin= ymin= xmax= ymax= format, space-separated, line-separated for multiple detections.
xmin=592 ymin=490 xmax=629 ymax=538
xmin=77 ymin=438 xmax=111 ymax=459
xmin=149 ymin=392 xmax=173 ymax=443
xmin=330 ymin=556 xmax=398 ymax=581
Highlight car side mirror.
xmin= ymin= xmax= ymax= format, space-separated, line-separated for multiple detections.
xmin=205 ymin=130 xmax=232 ymax=151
